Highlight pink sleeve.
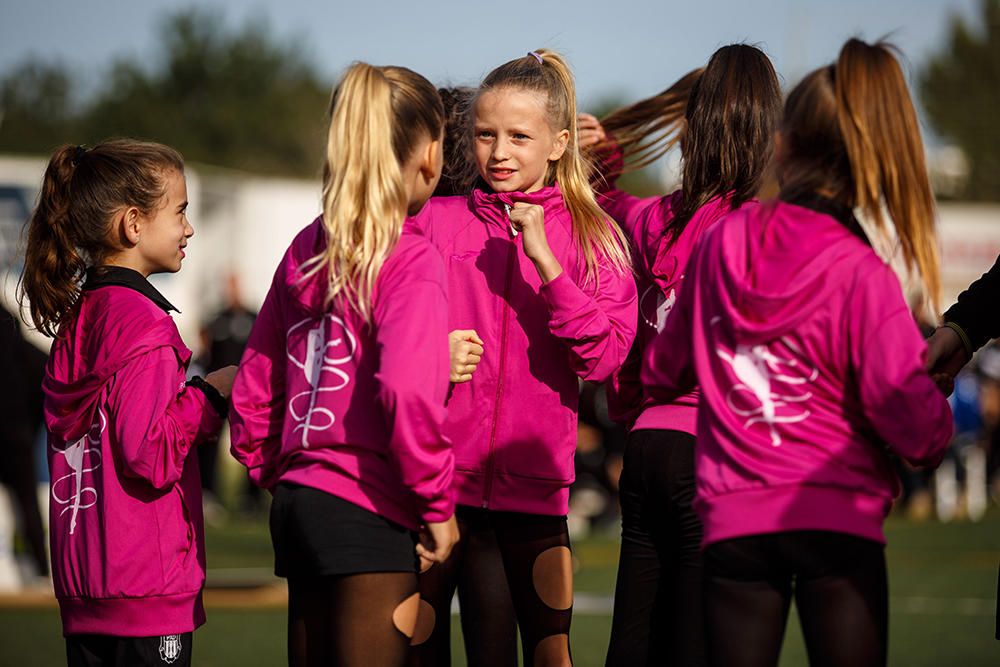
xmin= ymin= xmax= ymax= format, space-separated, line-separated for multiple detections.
xmin=850 ymin=269 xmax=953 ymax=467
xmin=641 ymin=252 xmax=698 ymax=398
xmin=591 ymin=141 xmax=652 ymax=245
xmin=539 ymin=260 xmax=638 ymax=383
xmin=605 ymin=340 xmax=644 ymax=426
xmin=229 ymin=269 xmax=288 ymax=490
xmin=374 ymin=273 xmax=455 ymax=524
xmin=108 ymin=347 xmax=222 ymax=491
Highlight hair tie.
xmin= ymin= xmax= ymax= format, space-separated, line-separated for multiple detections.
xmin=71 ymin=145 xmax=88 ymax=166
xmin=528 ymin=51 xmax=544 ymax=65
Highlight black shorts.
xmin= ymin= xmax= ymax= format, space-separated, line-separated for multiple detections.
xmin=66 ymin=632 xmax=192 ymax=667
xmin=270 ymin=482 xmax=419 ymax=578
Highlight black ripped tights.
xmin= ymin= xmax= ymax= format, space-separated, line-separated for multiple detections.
xmin=409 ymin=506 xmax=574 ymax=667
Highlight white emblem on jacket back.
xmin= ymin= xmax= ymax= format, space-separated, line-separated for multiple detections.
xmin=287 ymin=316 xmax=357 ymax=447
xmin=713 ymin=320 xmax=818 ymax=447
xmin=51 ymin=409 xmax=106 ymax=535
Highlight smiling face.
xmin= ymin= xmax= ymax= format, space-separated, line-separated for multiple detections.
xmin=136 ymin=169 xmax=193 ymax=275
xmin=473 ymin=87 xmax=569 ymax=194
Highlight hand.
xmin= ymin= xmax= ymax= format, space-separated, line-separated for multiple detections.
xmin=577 ymin=112 xmax=606 ymax=149
xmin=449 ymin=330 xmax=484 ymax=383
xmin=205 ymin=365 xmax=238 ymax=398
xmin=508 ymin=202 xmax=563 ymax=282
xmin=416 ymin=515 xmax=460 ymax=565
xmin=925 ymin=326 xmax=969 ymax=396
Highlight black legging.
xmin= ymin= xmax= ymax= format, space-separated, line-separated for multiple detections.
xmin=410 ymin=506 xmax=573 ymax=666
xmin=704 ymin=531 xmax=888 ymax=667
xmin=606 ymin=429 xmax=704 ymax=666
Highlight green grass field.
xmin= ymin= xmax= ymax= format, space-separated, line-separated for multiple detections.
xmin=1 ymin=511 xmax=998 ymax=666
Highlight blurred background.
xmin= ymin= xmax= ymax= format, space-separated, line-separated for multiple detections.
xmin=0 ymin=0 xmax=999 ymax=665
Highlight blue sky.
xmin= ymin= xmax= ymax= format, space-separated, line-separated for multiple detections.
xmin=0 ymin=0 xmax=980 ymax=110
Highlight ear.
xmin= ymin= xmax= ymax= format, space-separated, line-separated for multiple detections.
xmin=419 ymin=137 xmax=443 ymax=182
xmin=117 ymin=206 xmax=143 ymax=247
xmin=548 ymin=128 xmax=570 ymax=162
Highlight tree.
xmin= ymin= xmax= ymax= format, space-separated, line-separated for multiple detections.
xmin=0 ymin=9 xmax=332 ymax=177
xmin=0 ymin=60 xmax=79 ymax=153
xmin=921 ymin=0 xmax=1000 ymax=200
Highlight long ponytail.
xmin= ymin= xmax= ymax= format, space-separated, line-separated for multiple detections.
xmin=835 ymin=39 xmax=940 ymax=312
xmin=779 ymin=39 xmax=941 ymax=314
xmin=306 ymin=63 xmax=444 ymax=323
xmin=19 ymin=140 xmax=184 ymax=337
xmin=598 ymin=68 xmax=702 ymax=172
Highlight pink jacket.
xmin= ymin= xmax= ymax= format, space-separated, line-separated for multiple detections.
xmin=597 ymin=177 xmax=749 ymax=433
xmin=44 ymin=271 xmax=222 ymax=637
xmin=644 ymin=200 xmax=952 ymax=546
xmin=229 ymin=218 xmax=455 ymax=530
xmin=407 ymin=184 xmax=637 ymax=515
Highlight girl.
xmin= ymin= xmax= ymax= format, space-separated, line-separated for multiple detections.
xmin=408 ymin=49 xmax=637 ymax=667
xmin=578 ymin=44 xmax=781 ymax=667
xmin=229 ymin=63 xmax=458 ymax=667
xmin=645 ymin=39 xmax=952 ymax=667
xmin=21 ymin=139 xmax=234 ymax=666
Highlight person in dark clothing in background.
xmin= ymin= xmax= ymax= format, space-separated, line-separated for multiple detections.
xmin=199 ymin=273 xmax=256 ymax=512
xmin=926 ymin=253 xmax=1000 ymax=640
xmin=928 ymin=255 xmax=1000 ymax=392
xmin=0 ymin=304 xmax=49 ymax=578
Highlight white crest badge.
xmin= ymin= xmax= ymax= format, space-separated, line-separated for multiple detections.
xmin=159 ymin=634 xmax=183 ymax=663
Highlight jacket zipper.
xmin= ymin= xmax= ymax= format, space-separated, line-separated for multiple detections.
xmin=483 ymin=218 xmax=517 ymax=508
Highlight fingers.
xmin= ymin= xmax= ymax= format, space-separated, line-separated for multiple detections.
xmin=576 ymin=113 xmax=606 ymax=148
xmin=932 ymin=372 xmax=955 ymax=397
xmin=507 ymin=203 xmax=544 ymax=229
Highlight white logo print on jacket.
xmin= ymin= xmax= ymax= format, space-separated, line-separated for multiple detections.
xmin=287 ymin=316 xmax=357 ymax=448
xmin=640 ymin=284 xmax=676 ymax=333
xmin=713 ymin=322 xmax=818 ymax=447
xmin=51 ymin=409 xmax=106 ymax=535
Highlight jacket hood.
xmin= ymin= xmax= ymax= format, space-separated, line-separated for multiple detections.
xmin=715 ymin=200 xmax=874 ymax=344
xmin=45 ymin=299 xmax=188 ymax=442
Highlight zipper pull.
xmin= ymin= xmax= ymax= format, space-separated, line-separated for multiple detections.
xmin=503 ymin=203 xmax=518 ymax=238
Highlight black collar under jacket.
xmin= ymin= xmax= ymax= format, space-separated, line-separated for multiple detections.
xmin=83 ymin=265 xmax=179 ymax=313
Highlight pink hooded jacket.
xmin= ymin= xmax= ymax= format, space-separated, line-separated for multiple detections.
xmin=229 ymin=218 xmax=455 ymax=530
xmin=407 ymin=184 xmax=637 ymax=515
xmin=644 ymin=200 xmax=952 ymax=546
xmin=44 ymin=268 xmax=222 ymax=636
xmin=597 ymin=177 xmax=751 ymax=433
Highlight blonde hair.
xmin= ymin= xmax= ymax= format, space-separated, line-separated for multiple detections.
xmin=479 ymin=49 xmax=631 ymax=281
xmin=779 ymin=39 xmax=940 ymax=313
xmin=304 ymin=63 xmax=444 ymax=322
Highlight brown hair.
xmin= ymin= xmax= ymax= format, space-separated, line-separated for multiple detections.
xmin=600 ymin=44 xmax=781 ymax=238
xmin=433 ymin=86 xmax=477 ymax=197
xmin=778 ymin=38 xmax=940 ymax=312
xmin=306 ymin=63 xmax=445 ymax=323
xmin=478 ymin=49 xmax=630 ymax=280
xmin=19 ymin=140 xmax=184 ymax=337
